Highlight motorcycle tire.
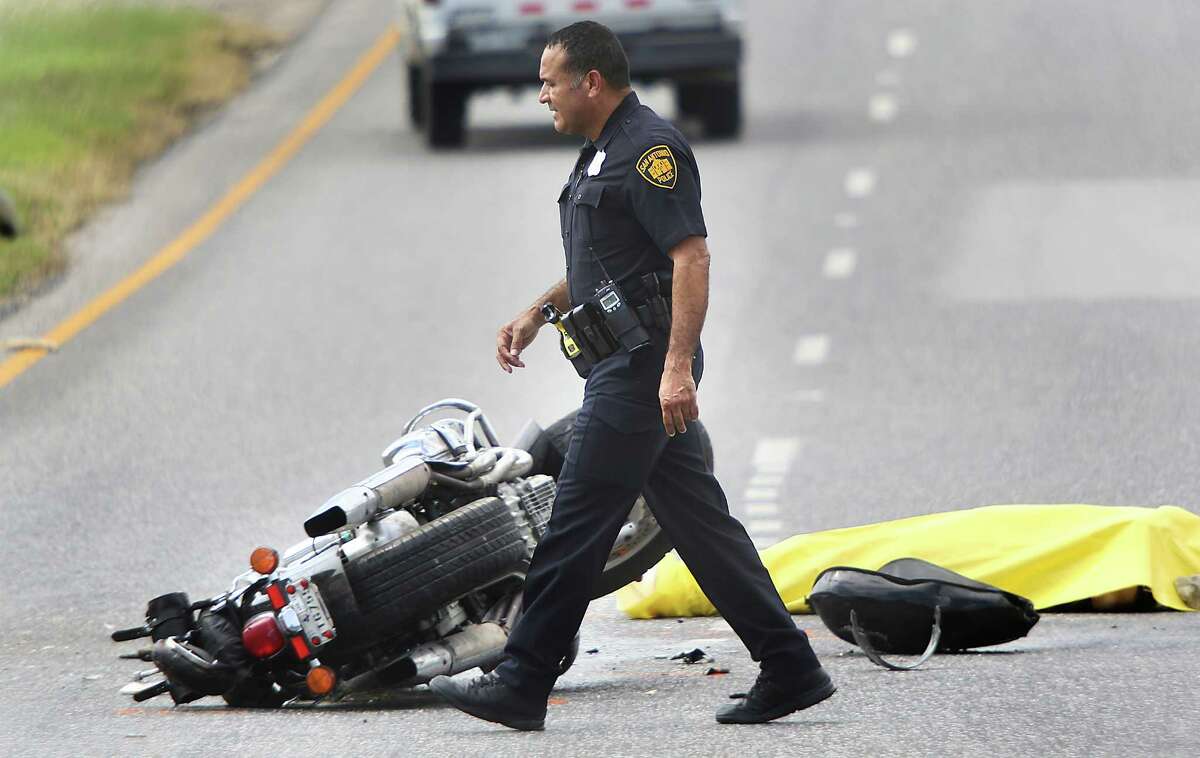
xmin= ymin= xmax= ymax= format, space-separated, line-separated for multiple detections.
xmin=538 ymin=410 xmax=715 ymax=598
xmin=344 ymin=496 xmax=529 ymax=630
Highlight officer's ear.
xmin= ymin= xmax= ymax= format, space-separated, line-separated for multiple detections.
xmin=583 ymin=69 xmax=605 ymax=98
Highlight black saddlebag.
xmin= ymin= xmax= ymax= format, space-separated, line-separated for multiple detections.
xmin=808 ymin=558 xmax=1040 ymax=655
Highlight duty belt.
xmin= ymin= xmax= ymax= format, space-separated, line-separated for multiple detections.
xmin=633 ymin=297 xmax=671 ymax=334
xmin=542 ymin=272 xmax=673 ymax=377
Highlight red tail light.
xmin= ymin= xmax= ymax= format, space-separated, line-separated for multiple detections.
xmin=242 ymin=612 xmax=286 ymax=658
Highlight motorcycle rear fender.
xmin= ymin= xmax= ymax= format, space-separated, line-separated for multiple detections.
xmin=279 ymin=540 xmax=346 ymax=585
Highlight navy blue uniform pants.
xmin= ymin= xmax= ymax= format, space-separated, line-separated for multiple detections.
xmin=495 ymin=344 xmax=820 ymax=698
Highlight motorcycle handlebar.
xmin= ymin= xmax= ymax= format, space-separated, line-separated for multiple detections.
xmin=132 ymin=681 xmax=170 ymax=702
xmin=111 ymin=625 xmax=151 ymax=642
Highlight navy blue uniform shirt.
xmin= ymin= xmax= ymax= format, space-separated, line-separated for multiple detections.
xmin=560 ymin=91 xmax=707 ymax=306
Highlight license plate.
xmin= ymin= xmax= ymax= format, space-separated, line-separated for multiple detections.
xmin=469 ymin=28 xmax=528 ymax=52
xmin=289 ymin=578 xmax=336 ymax=649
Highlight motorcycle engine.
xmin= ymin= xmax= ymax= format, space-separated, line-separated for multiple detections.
xmin=496 ymin=474 xmax=556 ymax=555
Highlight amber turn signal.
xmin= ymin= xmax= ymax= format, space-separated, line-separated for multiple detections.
xmin=306 ymin=665 xmax=336 ymax=696
xmin=250 ymin=546 xmax=279 ymax=575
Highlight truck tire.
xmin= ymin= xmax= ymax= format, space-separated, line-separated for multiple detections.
xmin=676 ymin=72 xmax=742 ymax=138
xmin=424 ymin=81 xmax=467 ymax=148
xmin=345 ymin=497 xmax=528 ymax=629
xmin=538 ymin=409 xmax=715 ymax=598
xmin=701 ymin=78 xmax=741 ymax=138
xmin=675 ymin=82 xmax=707 ymax=121
xmin=407 ymin=64 xmax=425 ymax=128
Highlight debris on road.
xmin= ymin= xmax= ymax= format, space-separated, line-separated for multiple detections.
xmin=705 ymin=667 xmax=729 ymax=676
xmin=669 ymin=648 xmax=712 ymax=665
xmin=3 ymin=338 xmax=59 ymax=354
xmin=586 ymin=648 xmax=599 ymax=655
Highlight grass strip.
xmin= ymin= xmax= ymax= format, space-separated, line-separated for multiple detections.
xmin=0 ymin=3 xmax=275 ymax=301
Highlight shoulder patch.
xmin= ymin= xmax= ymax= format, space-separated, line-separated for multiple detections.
xmin=636 ymin=145 xmax=677 ymax=190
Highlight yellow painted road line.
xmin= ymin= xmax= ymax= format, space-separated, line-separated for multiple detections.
xmin=0 ymin=26 xmax=402 ymax=392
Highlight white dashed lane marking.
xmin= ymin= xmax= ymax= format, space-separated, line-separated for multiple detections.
xmin=834 ymin=212 xmax=859 ymax=229
xmin=742 ymin=438 xmax=801 ymax=548
xmin=744 ymin=487 xmax=779 ymax=501
xmin=887 ymin=29 xmax=918 ymax=58
xmin=793 ymin=334 xmax=830 ymax=366
xmin=823 ymin=248 xmax=858 ymax=279
xmin=844 ymin=168 xmax=877 ymax=198
xmin=747 ymin=504 xmax=780 ymax=516
xmin=747 ymin=519 xmax=785 ymax=534
xmin=749 ymin=472 xmax=784 ymax=486
xmin=868 ymin=93 xmax=898 ymax=122
xmin=746 ymin=32 xmax=887 ymax=552
xmin=753 ymin=438 xmax=800 ymax=471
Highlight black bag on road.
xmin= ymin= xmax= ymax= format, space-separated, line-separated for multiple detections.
xmin=808 ymin=558 xmax=1040 ymax=665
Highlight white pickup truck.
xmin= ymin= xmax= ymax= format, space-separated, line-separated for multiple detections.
xmin=397 ymin=0 xmax=743 ymax=147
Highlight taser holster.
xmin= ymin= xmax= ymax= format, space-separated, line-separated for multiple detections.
xmin=542 ymin=302 xmax=609 ymax=377
xmin=542 ymin=272 xmax=673 ymax=378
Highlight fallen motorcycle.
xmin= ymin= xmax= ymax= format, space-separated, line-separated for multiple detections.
xmin=112 ymin=398 xmax=711 ymax=707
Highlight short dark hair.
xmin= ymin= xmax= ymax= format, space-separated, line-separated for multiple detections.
xmin=547 ymin=21 xmax=631 ymax=90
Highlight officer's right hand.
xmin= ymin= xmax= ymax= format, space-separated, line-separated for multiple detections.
xmin=496 ymin=311 xmax=542 ymax=373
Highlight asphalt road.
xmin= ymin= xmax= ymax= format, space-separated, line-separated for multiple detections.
xmin=2 ymin=1 xmax=1198 ymax=756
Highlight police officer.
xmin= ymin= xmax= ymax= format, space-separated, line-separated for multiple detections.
xmin=430 ymin=21 xmax=835 ymax=729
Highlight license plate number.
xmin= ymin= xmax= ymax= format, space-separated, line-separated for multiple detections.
xmin=290 ymin=578 xmax=336 ymax=648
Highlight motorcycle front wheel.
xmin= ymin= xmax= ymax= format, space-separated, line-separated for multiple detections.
xmin=538 ymin=409 xmax=715 ymax=598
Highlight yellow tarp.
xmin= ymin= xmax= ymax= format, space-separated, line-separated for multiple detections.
xmin=616 ymin=504 xmax=1200 ymax=618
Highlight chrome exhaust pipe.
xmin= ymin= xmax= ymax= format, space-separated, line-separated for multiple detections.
xmin=303 ymin=456 xmax=431 ymax=537
xmin=392 ymin=622 xmax=509 ymax=685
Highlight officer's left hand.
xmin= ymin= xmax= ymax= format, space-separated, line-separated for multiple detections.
xmin=659 ymin=362 xmax=699 ymax=437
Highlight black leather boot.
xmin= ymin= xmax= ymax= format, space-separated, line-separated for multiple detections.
xmin=715 ymin=666 xmax=837 ymax=724
xmin=428 ymin=672 xmax=547 ymax=731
